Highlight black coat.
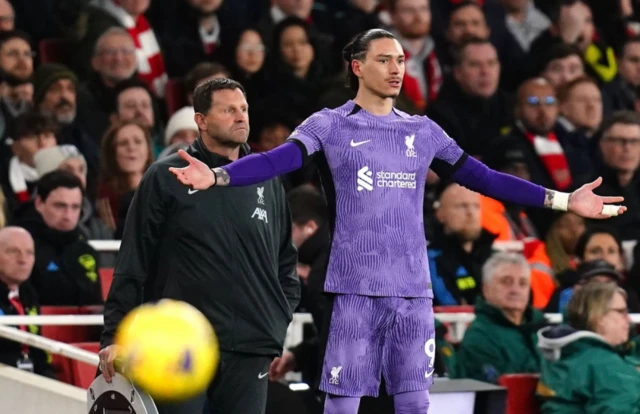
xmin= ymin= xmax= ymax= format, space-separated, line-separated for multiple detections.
xmin=101 ymin=138 xmax=300 ymax=356
xmin=594 ymin=166 xmax=640 ymax=240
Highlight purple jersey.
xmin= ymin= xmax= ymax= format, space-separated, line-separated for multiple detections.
xmin=288 ymin=101 xmax=464 ymax=297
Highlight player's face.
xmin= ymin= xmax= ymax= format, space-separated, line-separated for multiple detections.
xmin=483 ymin=263 xmax=530 ymax=313
xmin=356 ymin=38 xmax=405 ymax=99
xmin=200 ymin=88 xmax=249 ymax=147
xmin=516 ymin=82 xmax=558 ymax=136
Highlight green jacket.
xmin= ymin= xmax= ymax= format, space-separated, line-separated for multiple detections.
xmin=453 ymin=298 xmax=547 ymax=383
xmin=537 ymin=325 xmax=640 ymax=414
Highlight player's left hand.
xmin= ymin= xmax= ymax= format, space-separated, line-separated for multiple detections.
xmin=568 ymin=177 xmax=627 ymax=219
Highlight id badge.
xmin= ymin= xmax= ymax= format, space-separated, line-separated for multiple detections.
xmin=16 ymin=355 xmax=34 ymax=372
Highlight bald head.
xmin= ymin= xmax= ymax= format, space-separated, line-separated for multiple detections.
xmin=435 ymin=183 xmax=482 ymax=242
xmin=0 ymin=226 xmax=35 ymax=289
xmin=0 ymin=0 xmax=14 ymax=32
xmin=516 ymin=77 xmax=559 ymax=135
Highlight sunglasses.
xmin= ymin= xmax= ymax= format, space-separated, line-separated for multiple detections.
xmin=526 ymin=96 xmax=557 ymax=106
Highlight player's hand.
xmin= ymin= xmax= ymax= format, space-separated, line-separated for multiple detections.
xmin=98 ymin=345 xmax=120 ymax=383
xmin=168 ymin=150 xmax=216 ymax=190
xmin=568 ymin=177 xmax=626 ymax=219
xmin=269 ymin=351 xmax=296 ymax=381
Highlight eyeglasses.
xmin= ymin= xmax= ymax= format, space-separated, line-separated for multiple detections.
xmin=526 ymin=96 xmax=557 ymax=106
xmin=4 ymin=50 xmax=36 ymax=59
xmin=603 ymin=137 xmax=640 ymax=147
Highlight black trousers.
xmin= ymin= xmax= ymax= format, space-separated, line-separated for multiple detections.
xmin=156 ymin=351 xmax=272 ymax=414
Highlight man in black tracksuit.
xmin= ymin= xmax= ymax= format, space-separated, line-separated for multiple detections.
xmin=98 ymin=79 xmax=300 ymax=414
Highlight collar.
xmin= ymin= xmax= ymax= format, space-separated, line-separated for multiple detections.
xmin=556 ymin=116 xmax=576 ymax=132
xmin=199 ymin=14 xmax=220 ymax=43
xmin=506 ymin=1 xmax=550 ymax=28
xmin=187 ymin=137 xmax=251 ymax=168
xmin=101 ymin=0 xmax=137 ymax=28
xmin=271 ymin=5 xmax=287 ymax=24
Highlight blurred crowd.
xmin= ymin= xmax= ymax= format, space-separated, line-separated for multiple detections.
xmin=1 ymin=0 xmax=640 ymax=412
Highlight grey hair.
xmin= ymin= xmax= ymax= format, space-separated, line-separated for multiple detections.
xmin=482 ymin=252 xmax=530 ymax=284
xmin=93 ymin=27 xmax=133 ymax=56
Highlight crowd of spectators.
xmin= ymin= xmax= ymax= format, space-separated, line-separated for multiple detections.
xmin=1 ymin=0 xmax=640 ymax=412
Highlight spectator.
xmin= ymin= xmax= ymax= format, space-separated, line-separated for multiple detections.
xmin=557 ymin=76 xmax=603 ymax=140
xmin=595 ymin=111 xmax=640 ymax=240
xmin=266 ymin=17 xmax=328 ymax=125
xmin=184 ymin=61 xmax=230 ymax=106
xmin=13 ymin=171 xmax=102 ymax=306
xmin=428 ymin=182 xmax=496 ymax=306
xmin=32 ymin=63 xmax=100 ymax=194
xmin=332 ymin=0 xmax=382 ymax=67
xmin=73 ymin=0 xmax=167 ymax=97
xmin=537 ymin=282 xmax=640 ymax=413
xmin=545 ymin=211 xmax=587 ymax=274
xmin=0 ymin=30 xmax=34 ymax=83
xmin=33 ymin=145 xmax=113 ymax=241
xmin=77 ymin=27 xmax=137 ymax=140
xmin=0 ymin=226 xmax=54 ymax=378
xmin=164 ymin=106 xmax=198 ymax=148
xmin=499 ymin=0 xmax=550 ymax=53
xmin=97 ymin=120 xmax=153 ymax=233
xmin=111 ymin=78 xmax=164 ymax=156
xmin=151 ymin=0 xmax=228 ymax=78
xmin=0 ymin=0 xmax=14 ymax=32
xmin=427 ymin=38 xmax=513 ymax=157
xmin=454 ymin=252 xmax=547 ymax=383
xmin=537 ymin=43 xmax=585 ymax=89
xmin=602 ymin=36 xmax=640 ymax=114
xmin=387 ymin=0 xmax=443 ymax=111
xmin=0 ymin=111 xmax=56 ymax=213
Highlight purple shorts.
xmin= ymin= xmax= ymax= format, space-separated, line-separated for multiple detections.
xmin=319 ymin=295 xmax=435 ymax=397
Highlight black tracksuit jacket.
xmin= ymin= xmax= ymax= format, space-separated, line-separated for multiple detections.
xmin=101 ymin=138 xmax=300 ymax=356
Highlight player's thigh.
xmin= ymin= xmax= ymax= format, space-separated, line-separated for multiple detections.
xmin=207 ymin=352 xmax=271 ymax=414
xmin=382 ymin=298 xmax=435 ymax=395
xmin=319 ymin=294 xmax=389 ymax=397
xmin=155 ymin=392 xmax=207 ymax=414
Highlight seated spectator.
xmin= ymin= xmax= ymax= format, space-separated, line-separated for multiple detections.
xmin=150 ymin=0 xmax=228 ymax=78
xmin=429 ymin=182 xmax=496 ymax=306
xmin=0 ymin=111 xmax=56 ymax=213
xmin=164 ymin=106 xmax=198 ymax=148
xmin=266 ymin=17 xmax=329 ymax=125
xmin=77 ymin=27 xmax=137 ymax=141
xmin=0 ymin=30 xmax=34 ymax=83
xmin=595 ymin=111 xmax=640 ymax=240
xmin=454 ymin=252 xmax=547 ymax=383
xmin=32 ymin=145 xmax=113 ymax=241
xmin=557 ymin=76 xmax=603 ymax=142
xmin=602 ymin=37 xmax=640 ymax=115
xmin=0 ymin=226 xmax=54 ymax=378
xmin=427 ymin=38 xmax=513 ymax=157
xmin=537 ymin=282 xmax=640 ymax=413
xmin=97 ymin=120 xmax=153 ymax=233
xmin=184 ymin=62 xmax=230 ymax=106
xmin=111 ymin=78 xmax=164 ymax=156
xmin=13 ymin=171 xmax=102 ymax=306
xmin=32 ymin=63 xmax=100 ymax=195
xmin=536 ymin=43 xmax=585 ymax=89
xmin=545 ymin=211 xmax=586 ymax=274
xmin=0 ymin=0 xmax=13 ymax=32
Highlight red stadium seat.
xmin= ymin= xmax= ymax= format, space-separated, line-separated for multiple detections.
xmin=99 ymin=268 xmax=114 ymax=301
xmin=39 ymin=306 xmax=97 ymax=343
xmin=38 ymin=38 xmax=72 ymax=65
xmin=165 ymin=78 xmax=187 ymax=117
xmin=499 ymin=373 xmax=541 ymax=414
xmin=69 ymin=342 xmax=100 ymax=389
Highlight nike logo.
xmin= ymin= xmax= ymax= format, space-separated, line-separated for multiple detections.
xmin=350 ymin=139 xmax=370 ymax=147
xmin=258 ymin=372 xmax=268 ymax=379
xmin=188 ymin=189 xmax=199 ymax=194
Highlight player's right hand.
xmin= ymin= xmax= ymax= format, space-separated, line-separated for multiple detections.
xmin=169 ymin=150 xmax=216 ymax=190
xmin=269 ymin=351 xmax=296 ymax=381
xmin=98 ymin=345 xmax=120 ymax=383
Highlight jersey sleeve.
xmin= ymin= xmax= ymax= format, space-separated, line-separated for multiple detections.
xmin=425 ymin=117 xmax=467 ymax=180
xmin=287 ymin=110 xmax=333 ymax=160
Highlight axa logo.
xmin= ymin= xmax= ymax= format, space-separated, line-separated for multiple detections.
xmin=405 ymin=134 xmax=417 ymax=157
xmin=357 ymin=166 xmax=374 ymax=192
xmin=252 ymin=207 xmax=268 ymax=223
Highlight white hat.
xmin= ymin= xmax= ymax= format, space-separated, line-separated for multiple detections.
xmin=165 ymin=106 xmax=198 ymax=146
xmin=34 ymin=145 xmax=87 ymax=178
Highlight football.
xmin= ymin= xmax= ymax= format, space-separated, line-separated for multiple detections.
xmin=114 ymin=299 xmax=219 ymax=402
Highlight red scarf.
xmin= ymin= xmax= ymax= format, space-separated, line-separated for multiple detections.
xmin=402 ymin=47 xmax=442 ymax=111
xmin=524 ymin=131 xmax=572 ymax=190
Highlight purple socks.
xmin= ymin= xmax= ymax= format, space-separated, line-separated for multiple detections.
xmin=394 ymin=390 xmax=430 ymax=413
xmin=323 ymin=395 xmax=360 ymax=414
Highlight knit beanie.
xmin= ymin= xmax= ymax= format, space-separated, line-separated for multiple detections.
xmin=34 ymin=145 xmax=87 ymax=178
xmin=32 ymin=63 xmax=78 ymax=105
xmin=165 ymin=106 xmax=198 ymax=146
